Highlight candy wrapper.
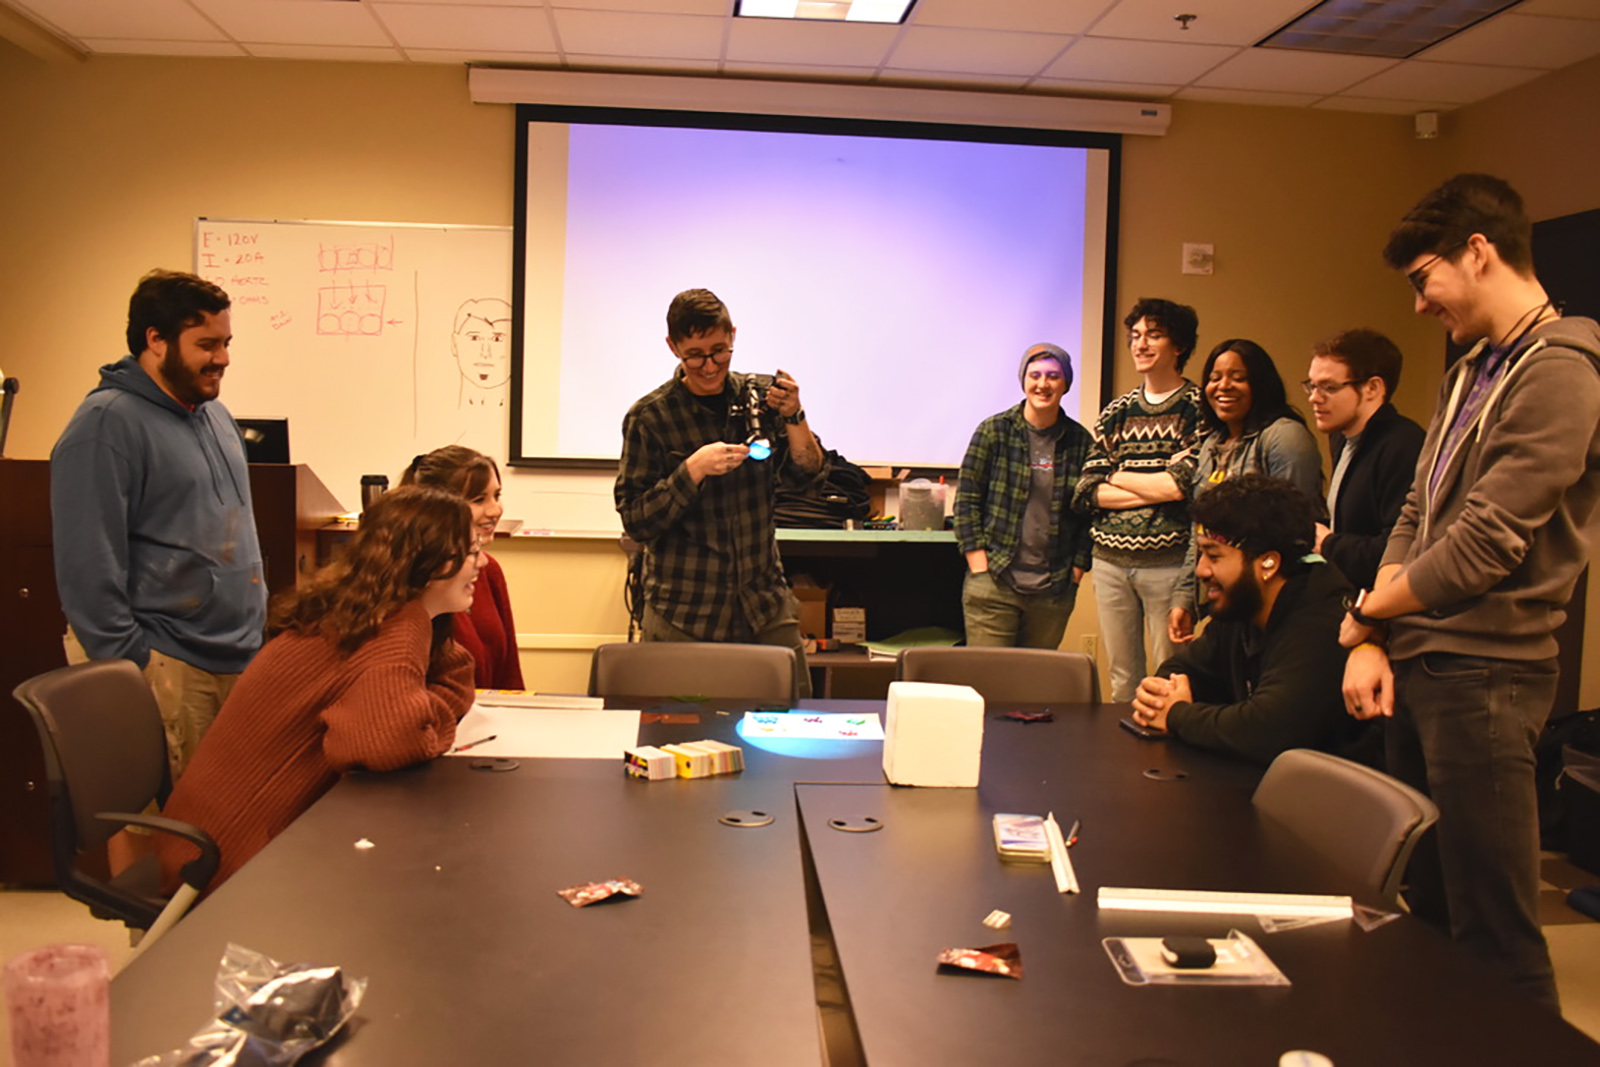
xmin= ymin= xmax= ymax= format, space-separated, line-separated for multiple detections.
xmin=134 ymin=944 xmax=366 ymax=1067
xmin=936 ymin=943 xmax=1023 ymax=979
xmin=1001 ymin=710 xmax=1054 ymax=724
xmin=558 ymin=878 xmax=644 ymax=908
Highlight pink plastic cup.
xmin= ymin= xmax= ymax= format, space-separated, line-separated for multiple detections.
xmin=4 ymin=944 xmax=110 ymax=1067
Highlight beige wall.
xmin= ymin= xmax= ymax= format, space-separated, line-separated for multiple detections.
xmin=1 ymin=43 xmax=1593 ymax=699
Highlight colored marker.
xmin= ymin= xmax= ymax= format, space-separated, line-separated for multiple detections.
xmin=451 ymin=734 xmax=497 ymax=754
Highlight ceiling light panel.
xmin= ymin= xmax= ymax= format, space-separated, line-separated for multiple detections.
xmin=735 ymin=0 xmax=916 ymax=24
xmin=1259 ymin=0 xmax=1521 ymax=59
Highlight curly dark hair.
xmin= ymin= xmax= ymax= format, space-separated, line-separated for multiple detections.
xmin=1191 ymin=473 xmax=1317 ymax=576
xmin=267 ymin=486 xmax=473 ymax=663
xmin=1123 ymin=297 xmax=1200 ymax=371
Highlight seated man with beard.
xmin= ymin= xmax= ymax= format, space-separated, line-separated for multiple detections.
xmin=1129 ymin=473 xmax=1367 ymax=767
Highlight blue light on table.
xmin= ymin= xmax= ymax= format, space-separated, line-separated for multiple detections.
xmin=735 ymin=714 xmax=881 ymax=761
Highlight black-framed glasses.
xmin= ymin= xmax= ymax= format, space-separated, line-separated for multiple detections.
xmin=1406 ymin=242 xmax=1466 ymax=296
xmin=1300 ymin=378 xmax=1361 ymax=399
xmin=676 ymin=345 xmax=733 ymax=368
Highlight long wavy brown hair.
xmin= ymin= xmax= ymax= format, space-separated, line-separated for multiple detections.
xmin=268 ymin=486 xmax=473 ymax=663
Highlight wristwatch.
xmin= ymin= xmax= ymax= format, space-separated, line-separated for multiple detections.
xmin=1344 ymin=588 xmax=1381 ymax=628
xmin=783 ymin=407 xmax=807 ymax=425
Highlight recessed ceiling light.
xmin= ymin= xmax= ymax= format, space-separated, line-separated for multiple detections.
xmin=1258 ymin=0 xmax=1520 ymax=59
xmin=735 ymin=0 xmax=917 ymax=24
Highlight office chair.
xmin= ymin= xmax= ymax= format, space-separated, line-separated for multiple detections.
xmin=895 ymin=647 xmax=1100 ymax=705
xmin=588 ymin=642 xmax=800 ymax=705
xmin=1252 ymin=748 xmax=1440 ymax=909
xmin=12 ymin=660 xmax=219 ymax=955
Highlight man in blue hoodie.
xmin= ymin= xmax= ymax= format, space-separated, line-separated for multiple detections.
xmin=52 ymin=270 xmax=266 ymax=780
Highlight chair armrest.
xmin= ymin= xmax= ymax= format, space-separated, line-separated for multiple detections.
xmin=97 ymin=811 xmax=221 ymax=892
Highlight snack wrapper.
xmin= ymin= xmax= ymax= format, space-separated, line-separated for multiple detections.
xmin=558 ymin=878 xmax=643 ymax=907
xmin=936 ymin=942 xmax=1023 ymax=979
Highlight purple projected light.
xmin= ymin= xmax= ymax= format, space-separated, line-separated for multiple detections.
xmin=555 ymin=123 xmax=1090 ymax=467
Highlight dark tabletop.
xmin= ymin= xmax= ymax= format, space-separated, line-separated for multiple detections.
xmin=109 ymin=699 xmax=1600 ymax=1065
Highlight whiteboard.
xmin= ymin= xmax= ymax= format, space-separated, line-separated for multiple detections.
xmin=194 ymin=218 xmax=514 ymax=514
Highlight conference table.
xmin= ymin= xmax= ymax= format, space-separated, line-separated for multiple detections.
xmin=109 ymin=699 xmax=1600 ymax=1065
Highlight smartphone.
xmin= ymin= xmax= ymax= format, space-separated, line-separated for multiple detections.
xmin=1119 ymin=715 xmax=1167 ymax=740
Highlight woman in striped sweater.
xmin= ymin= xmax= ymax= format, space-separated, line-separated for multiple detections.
xmin=156 ymin=486 xmax=480 ymax=895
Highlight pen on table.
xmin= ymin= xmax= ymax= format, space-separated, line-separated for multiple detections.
xmin=1066 ymin=819 xmax=1081 ymax=848
xmin=450 ymin=735 xmax=497 ymax=754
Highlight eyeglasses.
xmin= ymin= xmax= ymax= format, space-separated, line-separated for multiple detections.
xmin=1300 ymin=379 xmax=1361 ymax=399
xmin=676 ymin=345 xmax=733 ymax=369
xmin=1406 ymin=242 xmax=1465 ymax=296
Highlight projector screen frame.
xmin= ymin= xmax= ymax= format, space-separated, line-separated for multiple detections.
xmin=509 ymin=102 xmax=1122 ymax=471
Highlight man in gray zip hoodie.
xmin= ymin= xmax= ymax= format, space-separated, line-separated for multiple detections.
xmin=52 ymin=270 xmax=266 ymax=780
xmin=1341 ymin=175 xmax=1600 ymax=1010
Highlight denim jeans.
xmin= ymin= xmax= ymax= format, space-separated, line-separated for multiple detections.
xmin=1388 ymin=652 xmax=1560 ymax=1010
xmin=961 ymin=570 xmax=1079 ymax=650
xmin=1092 ymin=562 xmax=1185 ymax=703
xmin=640 ymin=599 xmax=812 ymax=700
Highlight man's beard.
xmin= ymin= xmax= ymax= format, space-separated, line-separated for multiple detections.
xmin=161 ymin=345 xmax=218 ymax=406
xmin=1212 ymin=569 xmax=1263 ymax=624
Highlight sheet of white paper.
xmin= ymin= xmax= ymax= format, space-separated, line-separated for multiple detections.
xmin=448 ymin=704 xmax=641 ymax=759
xmin=740 ymin=711 xmax=885 ymax=741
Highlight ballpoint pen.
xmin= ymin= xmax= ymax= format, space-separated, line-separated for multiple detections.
xmin=451 ymin=734 xmax=497 ymax=754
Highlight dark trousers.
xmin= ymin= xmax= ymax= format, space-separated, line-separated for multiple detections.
xmin=1387 ymin=652 xmax=1560 ymax=1010
xmin=640 ymin=602 xmax=813 ymax=700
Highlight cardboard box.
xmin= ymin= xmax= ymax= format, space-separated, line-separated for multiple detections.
xmin=833 ymin=606 xmax=866 ymax=643
xmin=794 ymin=585 xmax=829 ymax=640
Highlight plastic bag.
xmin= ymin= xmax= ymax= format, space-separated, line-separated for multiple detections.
xmin=133 ymin=943 xmax=366 ymax=1067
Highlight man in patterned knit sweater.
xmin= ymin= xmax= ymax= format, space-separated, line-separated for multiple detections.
xmin=1073 ymin=298 xmax=1205 ymax=703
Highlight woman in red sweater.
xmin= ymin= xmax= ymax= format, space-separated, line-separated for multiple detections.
xmin=401 ymin=446 xmax=525 ymax=689
xmin=157 ymin=486 xmax=481 ymax=895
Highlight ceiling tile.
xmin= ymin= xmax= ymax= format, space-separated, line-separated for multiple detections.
xmin=1086 ymin=0 xmax=1314 ymax=47
xmin=244 ymin=43 xmax=404 ymax=62
xmin=1416 ymin=13 xmax=1600 ymax=69
xmin=193 ymin=0 xmax=392 ymax=47
xmin=11 ymin=0 xmax=225 ymax=41
xmin=1312 ymin=95 xmax=1455 ymax=114
xmin=875 ymin=68 xmax=1031 ymax=88
xmin=885 ymin=25 xmax=1068 ymax=75
xmin=1030 ymin=76 xmax=1180 ymax=98
xmin=726 ymin=17 xmax=897 ymax=65
xmin=1347 ymin=58 xmax=1545 ymax=103
xmin=372 ymin=3 xmax=556 ymax=52
xmin=556 ymin=0 xmax=727 ymax=11
xmin=1514 ymin=0 xmax=1600 ymax=18
xmin=1043 ymin=36 xmax=1237 ymax=83
xmin=553 ymin=10 xmax=724 ymax=58
xmin=563 ymin=52 xmax=721 ymax=72
xmin=79 ymin=37 xmax=245 ymax=56
xmin=722 ymin=59 xmax=878 ymax=78
xmin=1174 ymin=85 xmax=1325 ymax=107
xmin=910 ymin=0 xmax=1103 ymax=35
xmin=412 ymin=48 xmax=563 ymax=62
xmin=1196 ymin=48 xmax=1397 ymax=94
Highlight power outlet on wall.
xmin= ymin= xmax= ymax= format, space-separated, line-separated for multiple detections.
xmin=1080 ymin=634 xmax=1098 ymax=661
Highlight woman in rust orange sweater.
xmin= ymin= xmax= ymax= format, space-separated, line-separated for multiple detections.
xmin=157 ymin=486 xmax=481 ymax=895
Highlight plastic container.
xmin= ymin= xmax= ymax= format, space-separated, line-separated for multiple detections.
xmin=899 ymin=478 xmax=946 ymax=531
xmin=5 ymin=944 xmax=110 ymax=1067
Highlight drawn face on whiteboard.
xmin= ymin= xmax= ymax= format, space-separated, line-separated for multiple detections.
xmin=452 ymin=298 xmax=511 ymax=390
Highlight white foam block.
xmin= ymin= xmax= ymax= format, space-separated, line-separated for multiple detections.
xmin=882 ymin=681 xmax=984 ymax=787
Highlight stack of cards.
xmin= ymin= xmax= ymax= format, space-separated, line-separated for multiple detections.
xmin=623 ymin=740 xmax=745 ymax=780
xmin=992 ymin=813 xmax=1050 ymax=863
xmin=624 ymin=746 xmax=676 ymax=780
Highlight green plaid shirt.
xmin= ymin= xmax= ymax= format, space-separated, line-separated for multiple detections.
xmin=615 ymin=369 xmax=822 ymax=641
xmin=954 ymin=402 xmax=1095 ymax=589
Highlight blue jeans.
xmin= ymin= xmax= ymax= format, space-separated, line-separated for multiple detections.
xmin=961 ymin=571 xmax=1079 ymax=649
xmin=1387 ymin=652 xmax=1559 ymax=1010
xmin=1093 ymin=562 xmax=1185 ymax=703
